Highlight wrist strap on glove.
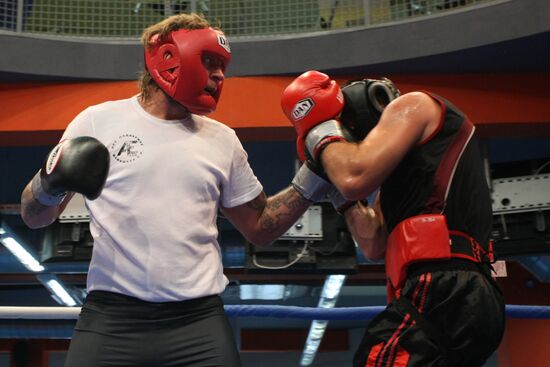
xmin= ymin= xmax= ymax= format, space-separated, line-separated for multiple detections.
xmin=292 ymin=164 xmax=332 ymax=202
xmin=326 ymin=187 xmax=356 ymax=215
xmin=31 ymin=170 xmax=67 ymax=207
xmin=305 ymin=120 xmax=345 ymax=161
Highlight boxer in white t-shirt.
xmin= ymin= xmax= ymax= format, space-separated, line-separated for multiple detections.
xmin=20 ymin=13 xmax=340 ymax=367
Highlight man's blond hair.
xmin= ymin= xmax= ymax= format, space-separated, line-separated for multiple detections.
xmin=138 ymin=13 xmax=213 ymax=101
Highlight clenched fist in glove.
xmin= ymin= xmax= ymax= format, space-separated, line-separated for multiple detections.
xmin=31 ymin=136 xmax=110 ymax=206
xmin=281 ymin=70 xmax=346 ymax=163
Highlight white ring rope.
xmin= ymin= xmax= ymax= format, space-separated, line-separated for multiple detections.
xmin=0 ymin=306 xmax=81 ymax=319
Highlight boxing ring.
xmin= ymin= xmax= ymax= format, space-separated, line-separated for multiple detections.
xmin=1 ymin=304 xmax=549 ymax=339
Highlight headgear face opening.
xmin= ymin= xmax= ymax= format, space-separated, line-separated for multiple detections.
xmin=144 ymin=27 xmax=232 ymax=115
xmin=340 ymin=77 xmax=400 ymax=140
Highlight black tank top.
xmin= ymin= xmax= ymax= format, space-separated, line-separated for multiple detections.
xmin=380 ymin=92 xmax=493 ymax=249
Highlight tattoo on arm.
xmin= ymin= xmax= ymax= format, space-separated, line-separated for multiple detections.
xmin=246 ymin=193 xmax=267 ymax=211
xmin=25 ymin=198 xmax=53 ymax=219
xmin=20 ymin=184 xmax=61 ymax=227
xmin=246 ymin=188 xmax=309 ymax=234
xmin=21 ymin=186 xmax=44 ymax=219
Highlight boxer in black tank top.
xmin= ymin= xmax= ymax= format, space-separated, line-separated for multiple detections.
xmin=354 ymin=93 xmax=504 ymax=367
xmin=282 ymin=73 xmax=505 ymax=367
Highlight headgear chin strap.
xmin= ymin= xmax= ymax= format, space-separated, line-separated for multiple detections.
xmin=340 ymin=77 xmax=400 ymax=140
xmin=145 ymin=27 xmax=232 ymax=115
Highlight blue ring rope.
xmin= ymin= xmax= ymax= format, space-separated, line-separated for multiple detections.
xmin=223 ymin=304 xmax=550 ymax=320
xmin=1 ymin=305 xmax=548 ymax=339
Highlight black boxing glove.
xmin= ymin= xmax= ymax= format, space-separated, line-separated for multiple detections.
xmin=31 ymin=136 xmax=110 ymax=206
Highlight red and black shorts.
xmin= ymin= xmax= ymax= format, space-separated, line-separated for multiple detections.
xmin=353 ymin=259 xmax=505 ymax=367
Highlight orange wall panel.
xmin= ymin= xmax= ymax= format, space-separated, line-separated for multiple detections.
xmin=1 ymin=73 xmax=550 ymax=146
xmin=498 ymin=318 xmax=550 ymax=367
xmin=0 ymin=81 xmax=139 ymax=132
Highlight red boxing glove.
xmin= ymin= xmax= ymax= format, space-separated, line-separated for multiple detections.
xmin=281 ymin=71 xmax=345 ymax=162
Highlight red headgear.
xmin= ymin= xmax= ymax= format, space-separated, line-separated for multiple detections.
xmin=144 ymin=27 xmax=232 ymax=115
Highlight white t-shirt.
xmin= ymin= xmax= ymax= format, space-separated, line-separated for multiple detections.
xmin=61 ymin=96 xmax=263 ymax=302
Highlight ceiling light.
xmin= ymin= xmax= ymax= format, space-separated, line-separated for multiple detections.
xmin=300 ymin=274 xmax=346 ymax=366
xmin=0 ymin=236 xmax=44 ymax=272
xmin=44 ymin=279 xmax=78 ymax=307
xmin=36 ymin=274 xmax=79 ymax=307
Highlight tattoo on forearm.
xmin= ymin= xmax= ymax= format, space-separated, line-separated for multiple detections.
xmin=21 ymin=185 xmax=51 ymax=220
xmin=27 ymin=202 xmax=43 ymax=218
xmin=258 ymin=188 xmax=309 ymax=234
xmin=247 ymin=194 xmax=266 ymax=211
xmin=23 ymin=198 xmax=48 ymax=219
xmin=245 ymin=193 xmax=275 ymax=233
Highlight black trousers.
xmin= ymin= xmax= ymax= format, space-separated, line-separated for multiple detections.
xmin=353 ymin=259 xmax=505 ymax=367
xmin=64 ymin=291 xmax=242 ymax=367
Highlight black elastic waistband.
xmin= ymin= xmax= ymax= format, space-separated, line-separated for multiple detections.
xmin=407 ymin=258 xmax=491 ymax=279
xmin=83 ymin=291 xmax=223 ymax=319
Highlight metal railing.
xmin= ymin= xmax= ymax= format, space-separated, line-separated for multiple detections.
xmin=0 ymin=0 xmax=497 ymax=39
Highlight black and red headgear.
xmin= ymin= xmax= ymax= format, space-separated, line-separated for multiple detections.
xmin=340 ymin=77 xmax=400 ymax=140
xmin=145 ymin=27 xmax=232 ymax=115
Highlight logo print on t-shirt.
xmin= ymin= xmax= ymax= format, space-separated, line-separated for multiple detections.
xmin=110 ymin=134 xmax=144 ymax=163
